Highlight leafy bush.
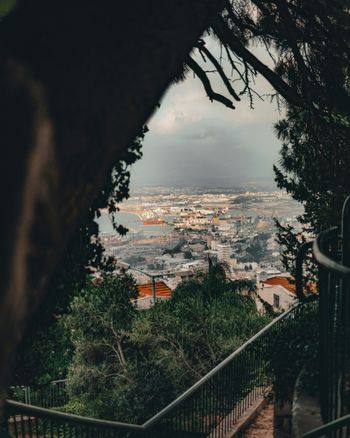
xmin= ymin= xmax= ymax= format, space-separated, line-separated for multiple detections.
xmin=64 ymin=270 xmax=270 ymax=422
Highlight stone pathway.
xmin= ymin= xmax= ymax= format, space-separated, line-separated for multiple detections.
xmin=242 ymin=403 xmax=274 ymax=438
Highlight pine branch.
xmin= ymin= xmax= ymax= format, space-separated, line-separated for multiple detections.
xmin=186 ymin=56 xmax=236 ymax=109
xmin=196 ymin=40 xmax=241 ymax=101
xmin=211 ymin=15 xmax=306 ymax=109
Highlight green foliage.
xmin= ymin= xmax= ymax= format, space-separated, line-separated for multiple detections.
xmin=274 ymin=107 xmax=350 ymax=274
xmin=132 ymin=288 xmax=268 ymax=393
xmin=193 ymin=259 xmax=229 ymax=301
xmin=274 ymin=110 xmax=350 ymax=231
xmin=273 ymin=219 xmax=306 ymax=277
xmin=266 ymin=302 xmax=319 ymax=400
xmin=94 ymin=126 xmax=146 ymax=236
xmin=0 ymin=0 xmax=16 ymax=18
xmin=64 ymin=273 xmax=145 ymax=421
xmin=60 ymin=400 xmax=87 ymax=415
xmin=17 ymin=323 xmax=72 ymax=385
xmin=65 ymin=273 xmax=138 ymax=342
xmin=183 ymin=250 xmax=192 ymax=259
xmin=13 ymin=128 xmax=146 ymax=385
xmin=245 ymin=233 xmax=269 ymax=262
xmin=64 ymin=269 xmax=270 ymax=422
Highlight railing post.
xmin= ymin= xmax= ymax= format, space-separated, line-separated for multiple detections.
xmin=322 ymin=228 xmax=339 ymax=424
xmin=313 ymin=197 xmax=350 ymax=427
xmin=341 ymin=196 xmax=350 ymax=267
xmin=5 ymin=305 xmax=313 ymax=438
xmin=341 ymin=196 xmax=350 ymax=419
xmin=24 ymin=386 xmax=29 ymax=405
xmin=152 ymin=276 xmax=156 ymax=304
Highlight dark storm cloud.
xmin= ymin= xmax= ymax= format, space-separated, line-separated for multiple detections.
xmin=130 ymin=43 xmax=283 ymax=188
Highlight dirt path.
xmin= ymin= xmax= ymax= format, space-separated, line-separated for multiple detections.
xmin=242 ymin=403 xmax=274 ymax=438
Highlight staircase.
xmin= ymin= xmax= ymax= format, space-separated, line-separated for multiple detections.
xmin=8 ymin=191 xmax=350 ymax=438
xmin=3 ymin=304 xmax=313 ymax=438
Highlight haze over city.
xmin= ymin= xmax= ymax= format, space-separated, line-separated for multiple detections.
xmin=131 ymin=42 xmax=283 ymax=188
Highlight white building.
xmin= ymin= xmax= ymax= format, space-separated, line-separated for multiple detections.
xmin=210 ymin=240 xmax=219 ymax=250
xmin=256 ymin=275 xmax=296 ymax=312
xmin=256 ymin=268 xmax=281 ymax=282
xmin=217 ymin=244 xmax=232 ymax=263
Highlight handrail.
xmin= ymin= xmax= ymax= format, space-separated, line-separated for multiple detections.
xmin=313 ymin=227 xmax=350 ymax=276
xmin=295 ymin=240 xmax=315 ymax=302
xmin=300 ymin=413 xmax=350 ymax=438
xmin=6 ymin=303 xmax=302 ymax=434
xmin=312 ymin=214 xmax=350 ymax=425
xmin=10 ymin=380 xmax=66 ymax=390
xmin=143 ymin=301 xmax=300 ymax=428
xmin=5 ymin=400 xmax=145 ymax=432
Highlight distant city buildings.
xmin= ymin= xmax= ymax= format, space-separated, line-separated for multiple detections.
xmin=97 ymin=186 xmax=303 ymax=308
xmin=217 ymin=244 xmax=232 ymax=263
xmin=256 ymin=275 xmax=296 ymax=311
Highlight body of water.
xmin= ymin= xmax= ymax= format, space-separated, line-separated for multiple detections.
xmin=97 ymin=211 xmax=173 ymax=237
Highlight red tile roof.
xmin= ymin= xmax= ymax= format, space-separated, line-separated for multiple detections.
xmin=136 ymin=281 xmax=172 ymax=298
xmin=262 ymin=276 xmax=295 ymax=294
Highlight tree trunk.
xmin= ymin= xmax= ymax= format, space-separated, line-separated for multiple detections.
xmin=0 ymin=0 xmax=224 ymax=401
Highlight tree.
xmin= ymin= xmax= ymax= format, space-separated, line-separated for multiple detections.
xmin=273 ymin=98 xmax=350 ymax=275
xmin=181 ymin=0 xmax=350 ymax=117
xmin=1 ymin=0 xmax=349 ymax=396
xmin=12 ymin=128 xmax=146 ymax=385
xmin=64 ymin=270 xmax=269 ymax=422
xmin=135 ymin=279 xmax=269 ymax=391
xmin=245 ymin=234 xmax=269 ymax=262
xmin=275 ymin=110 xmax=350 ymax=230
xmin=63 ymin=273 xmax=147 ymax=421
xmin=183 ymin=250 xmax=192 ymax=259
xmin=0 ymin=1 xmax=222 ymax=393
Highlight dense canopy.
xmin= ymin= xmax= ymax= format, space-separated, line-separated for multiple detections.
xmin=1 ymin=0 xmax=349 ymax=399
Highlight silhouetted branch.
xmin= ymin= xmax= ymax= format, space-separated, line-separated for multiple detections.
xmin=186 ymin=56 xmax=236 ymax=109
xmin=196 ymin=40 xmax=241 ymax=101
xmin=221 ymin=42 xmax=247 ymax=86
xmin=212 ymin=15 xmax=306 ymax=108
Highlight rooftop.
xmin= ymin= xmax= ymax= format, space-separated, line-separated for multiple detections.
xmin=136 ymin=281 xmax=172 ymax=298
xmin=262 ymin=276 xmax=295 ymax=294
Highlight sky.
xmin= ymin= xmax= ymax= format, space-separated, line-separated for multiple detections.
xmin=130 ymin=39 xmax=284 ymax=189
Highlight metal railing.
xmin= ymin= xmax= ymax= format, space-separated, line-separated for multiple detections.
xmin=8 ymin=380 xmax=68 ymax=409
xmin=3 ymin=303 xmax=314 ymax=438
xmin=295 ymin=196 xmax=350 ymax=438
xmin=301 ymin=413 xmax=350 ymax=438
xmin=312 ymin=198 xmax=350 ymax=425
xmin=6 ymin=198 xmax=350 ymax=438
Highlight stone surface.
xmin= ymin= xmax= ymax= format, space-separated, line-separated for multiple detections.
xmin=292 ymin=369 xmax=323 ymax=437
xmin=242 ymin=403 xmax=274 ymax=438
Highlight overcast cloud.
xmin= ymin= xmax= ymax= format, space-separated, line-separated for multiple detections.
xmin=130 ymin=40 xmax=284 ymax=188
